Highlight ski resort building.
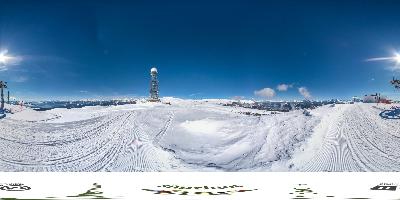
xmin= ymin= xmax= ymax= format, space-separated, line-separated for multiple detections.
xmin=363 ymin=93 xmax=391 ymax=103
xmin=363 ymin=93 xmax=380 ymax=103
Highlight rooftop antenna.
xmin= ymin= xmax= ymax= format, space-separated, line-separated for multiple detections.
xmin=149 ymin=67 xmax=160 ymax=102
xmin=0 ymin=81 xmax=7 ymax=110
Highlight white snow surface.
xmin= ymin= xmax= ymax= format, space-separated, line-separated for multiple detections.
xmin=0 ymin=99 xmax=399 ymax=172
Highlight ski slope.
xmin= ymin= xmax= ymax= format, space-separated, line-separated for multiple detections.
xmin=0 ymin=99 xmax=399 ymax=171
xmin=299 ymin=103 xmax=400 ymax=171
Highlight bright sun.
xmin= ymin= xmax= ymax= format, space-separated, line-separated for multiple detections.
xmin=394 ymin=53 xmax=400 ymax=64
xmin=0 ymin=52 xmax=11 ymax=63
xmin=0 ymin=51 xmax=13 ymax=64
xmin=366 ymin=51 xmax=400 ymax=67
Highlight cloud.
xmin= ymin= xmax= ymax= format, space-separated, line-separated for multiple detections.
xmin=386 ymin=65 xmax=400 ymax=72
xmin=277 ymin=83 xmax=293 ymax=91
xmin=189 ymin=92 xmax=203 ymax=97
xmin=0 ymin=66 xmax=7 ymax=71
xmin=0 ymin=49 xmax=23 ymax=71
xmin=232 ymin=96 xmax=245 ymax=100
xmin=13 ymin=76 xmax=28 ymax=83
xmin=298 ymin=87 xmax=311 ymax=99
xmin=254 ymin=88 xmax=276 ymax=98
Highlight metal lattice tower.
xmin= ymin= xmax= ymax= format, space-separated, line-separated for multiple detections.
xmin=149 ymin=67 xmax=160 ymax=102
xmin=0 ymin=81 xmax=7 ymax=110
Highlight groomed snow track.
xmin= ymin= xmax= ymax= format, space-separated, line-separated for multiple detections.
xmin=0 ymin=102 xmax=399 ymax=171
xmin=300 ymin=104 xmax=400 ymax=172
xmin=0 ymin=110 xmax=180 ymax=171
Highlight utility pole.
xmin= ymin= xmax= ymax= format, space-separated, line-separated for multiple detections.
xmin=0 ymin=81 xmax=7 ymax=111
xmin=7 ymin=90 xmax=10 ymax=104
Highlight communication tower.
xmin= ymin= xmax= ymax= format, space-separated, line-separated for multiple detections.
xmin=0 ymin=81 xmax=7 ymax=110
xmin=149 ymin=67 xmax=160 ymax=102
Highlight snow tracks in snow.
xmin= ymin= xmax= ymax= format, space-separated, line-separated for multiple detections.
xmin=299 ymin=104 xmax=400 ymax=171
xmin=0 ymin=110 xmax=180 ymax=171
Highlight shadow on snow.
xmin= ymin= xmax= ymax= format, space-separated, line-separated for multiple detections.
xmin=380 ymin=108 xmax=400 ymax=119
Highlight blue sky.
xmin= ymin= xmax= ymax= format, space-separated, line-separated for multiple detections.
xmin=1 ymin=0 xmax=400 ymax=101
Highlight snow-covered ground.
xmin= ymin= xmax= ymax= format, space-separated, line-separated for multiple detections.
xmin=0 ymin=99 xmax=399 ymax=171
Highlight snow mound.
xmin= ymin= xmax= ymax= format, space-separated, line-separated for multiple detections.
xmin=4 ymin=104 xmax=59 ymax=122
xmin=180 ymin=119 xmax=225 ymax=135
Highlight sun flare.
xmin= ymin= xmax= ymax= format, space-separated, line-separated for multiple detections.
xmin=0 ymin=51 xmax=12 ymax=64
xmin=394 ymin=53 xmax=400 ymax=64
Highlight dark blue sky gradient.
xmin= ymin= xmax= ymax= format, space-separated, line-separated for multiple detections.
xmin=1 ymin=0 xmax=400 ymax=100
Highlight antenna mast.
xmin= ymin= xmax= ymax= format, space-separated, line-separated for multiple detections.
xmin=149 ymin=67 xmax=160 ymax=102
xmin=0 ymin=81 xmax=7 ymax=110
